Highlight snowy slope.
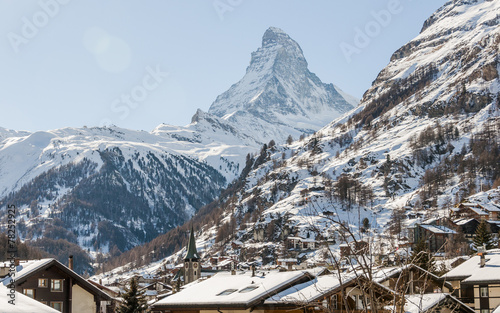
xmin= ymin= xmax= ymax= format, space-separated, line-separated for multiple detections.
xmin=153 ymin=27 xmax=357 ymax=181
xmin=116 ymin=0 xmax=499 ymax=274
xmin=0 ymin=126 xmax=226 ymax=253
xmin=0 ymin=26 xmax=358 ymax=261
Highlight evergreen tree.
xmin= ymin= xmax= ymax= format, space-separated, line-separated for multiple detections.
xmin=361 ymin=217 xmax=370 ymax=233
xmin=410 ymin=239 xmax=435 ymax=273
xmin=473 ymin=220 xmax=494 ymax=251
xmin=116 ymin=278 xmax=148 ymax=313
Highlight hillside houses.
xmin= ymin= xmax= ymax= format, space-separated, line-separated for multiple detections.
xmin=451 ymin=202 xmax=500 ymax=221
xmin=150 ymin=264 xmax=474 ymax=313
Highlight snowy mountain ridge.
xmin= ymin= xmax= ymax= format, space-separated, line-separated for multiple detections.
xmin=101 ymin=0 xmax=500 ymax=277
xmin=207 ymin=27 xmax=357 ymax=144
xmin=0 ymin=27 xmax=357 ymax=266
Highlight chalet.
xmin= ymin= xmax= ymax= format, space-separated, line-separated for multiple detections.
xmin=339 ymin=240 xmax=369 ymax=258
xmin=139 ymin=282 xmax=172 ymax=301
xmin=397 ymin=293 xmax=474 ymax=313
xmin=150 ymin=270 xmax=315 ymax=313
xmin=454 ymin=218 xmax=481 ymax=238
xmin=265 ymin=271 xmax=396 ymax=313
xmin=215 ymin=258 xmax=238 ymax=271
xmin=412 ymin=224 xmax=456 ymax=253
xmin=276 ymin=258 xmax=298 ymax=271
xmin=0 ymin=283 xmax=60 ymax=313
xmin=442 ymin=249 xmax=500 ymax=313
xmin=285 ymin=236 xmax=318 ymax=251
xmin=451 ymin=202 xmax=500 ymax=221
xmin=0 ymin=257 xmax=114 ymax=313
xmin=373 ymin=263 xmax=454 ymax=295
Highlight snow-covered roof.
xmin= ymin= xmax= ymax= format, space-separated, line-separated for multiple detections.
xmin=5 ymin=259 xmax=54 ymax=283
xmin=443 ymin=249 xmax=500 ymax=282
xmin=403 ymin=293 xmax=447 ymax=313
xmin=265 ymin=273 xmax=351 ymax=304
xmin=0 ymin=283 xmax=60 ymax=312
xmin=401 ymin=293 xmax=473 ymax=313
xmin=153 ymin=270 xmax=310 ymax=308
xmin=453 ymin=218 xmax=477 ymax=226
xmin=418 ymin=224 xmax=456 ymax=234
xmin=1 ymin=258 xmax=113 ymax=301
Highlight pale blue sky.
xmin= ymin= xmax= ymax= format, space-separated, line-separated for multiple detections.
xmin=0 ymin=0 xmax=446 ymax=132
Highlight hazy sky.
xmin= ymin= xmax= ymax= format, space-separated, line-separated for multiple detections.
xmin=0 ymin=0 xmax=446 ymax=132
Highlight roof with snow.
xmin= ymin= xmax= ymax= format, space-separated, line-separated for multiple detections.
xmin=401 ymin=293 xmax=473 ymax=313
xmin=266 ymin=272 xmax=394 ymax=307
xmin=418 ymin=224 xmax=456 ymax=234
xmin=0 ymin=283 xmax=60 ymax=313
xmin=442 ymin=249 xmax=500 ymax=283
xmin=1 ymin=258 xmax=113 ymax=301
xmin=152 ymin=270 xmax=312 ymax=309
xmin=265 ymin=273 xmax=354 ymax=304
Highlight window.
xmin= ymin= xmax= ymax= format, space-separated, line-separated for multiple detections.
xmin=239 ymin=286 xmax=259 ymax=293
xmin=331 ymin=294 xmax=338 ymax=309
xmin=38 ymin=278 xmax=48 ymax=287
xmin=216 ymin=289 xmax=237 ymax=296
xmin=50 ymin=302 xmax=63 ymax=312
xmin=51 ymin=279 xmax=63 ymax=292
xmin=480 ymin=286 xmax=489 ymax=297
xmin=480 ymin=309 xmax=489 ymax=313
xmin=23 ymin=289 xmax=35 ymax=298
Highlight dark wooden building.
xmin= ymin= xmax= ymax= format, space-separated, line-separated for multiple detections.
xmin=8 ymin=258 xmax=114 ymax=313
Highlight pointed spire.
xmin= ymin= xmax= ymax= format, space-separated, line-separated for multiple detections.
xmin=184 ymin=226 xmax=199 ymax=261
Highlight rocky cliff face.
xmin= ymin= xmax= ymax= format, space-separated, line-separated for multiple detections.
xmin=207 ymin=27 xmax=357 ymax=144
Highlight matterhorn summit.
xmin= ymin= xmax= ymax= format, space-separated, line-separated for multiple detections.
xmin=207 ymin=27 xmax=357 ymax=144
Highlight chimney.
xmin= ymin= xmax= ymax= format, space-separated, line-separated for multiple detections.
xmin=479 ymin=252 xmax=486 ymax=268
xmin=68 ymin=255 xmax=74 ymax=270
xmin=14 ymin=258 xmax=20 ymax=266
xmin=251 ymin=264 xmax=255 ymax=277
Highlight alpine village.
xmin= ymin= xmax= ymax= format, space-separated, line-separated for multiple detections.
xmin=1 ymin=1 xmax=500 ymax=313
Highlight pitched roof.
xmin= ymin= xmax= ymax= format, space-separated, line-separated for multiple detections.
xmin=185 ymin=226 xmax=200 ymax=261
xmin=402 ymin=293 xmax=474 ymax=313
xmin=265 ymin=273 xmax=353 ymax=304
xmin=153 ymin=270 xmax=312 ymax=309
xmin=418 ymin=224 xmax=456 ymax=234
xmin=0 ymin=283 xmax=60 ymax=312
xmin=442 ymin=249 xmax=500 ymax=282
xmin=1 ymin=259 xmax=113 ymax=300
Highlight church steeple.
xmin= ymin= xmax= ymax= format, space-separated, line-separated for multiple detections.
xmin=183 ymin=226 xmax=201 ymax=284
xmin=185 ymin=226 xmax=200 ymax=261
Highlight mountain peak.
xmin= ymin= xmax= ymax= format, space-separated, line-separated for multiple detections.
xmin=207 ymin=27 xmax=356 ymax=144
xmin=262 ymin=27 xmax=292 ymax=46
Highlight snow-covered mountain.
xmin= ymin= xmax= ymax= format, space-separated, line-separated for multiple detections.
xmin=207 ymin=27 xmax=356 ymax=144
xmin=152 ymin=26 xmax=357 ymax=180
xmin=0 ymin=127 xmax=226 ymax=254
xmin=107 ymin=0 xmax=499 ymax=274
xmin=0 ymin=27 xmax=357 ymax=266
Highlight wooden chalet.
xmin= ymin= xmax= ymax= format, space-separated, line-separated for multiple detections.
xmin=400 ymin=293 xmax=474 ymax=313
xmin=451 ymin=202 xmax=500 ymax=221
xmin=3 ymin=258 xmax=114 ymax=313
xmin=412 ymin=224 xmax=456 ymax=253
xmin=373 ymin=263 xmax=454 ymax=295
xmin=442 ymin=249 xmax=500 ymax=313
xmin=339 ymin=240 xmax=369 ymax=258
